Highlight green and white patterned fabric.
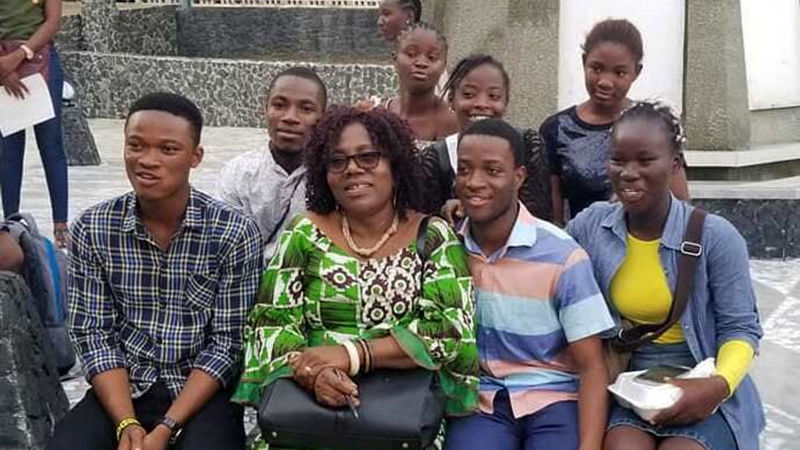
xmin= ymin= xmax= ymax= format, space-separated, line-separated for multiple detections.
xmin=233 ymin=214 xmax=479 ymax=426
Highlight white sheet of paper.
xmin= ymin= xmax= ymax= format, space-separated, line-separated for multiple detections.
xmin=0 ymin=73 xmax=55 ymax=136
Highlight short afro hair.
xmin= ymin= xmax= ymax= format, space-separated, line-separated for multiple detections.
xmin=268 ymin=66 xmax=328 ymax=110
xmin=459 ymin=118 xmax=526 ymax=167
xmin=126 ymin=92 xmax=203 ymax=146
xmin=304 ymin=106 xmax=426 ymax=219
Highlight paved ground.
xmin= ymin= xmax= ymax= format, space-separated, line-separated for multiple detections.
xmin=5 ymin=119 xmax=800 ymax=448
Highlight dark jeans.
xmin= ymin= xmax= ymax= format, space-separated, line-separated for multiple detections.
xmin=1 ymin=48 xmax=68 ymax=223
xmin=46 ymin=382 xmax=245 ymax=450
xmin=445 ymin=390 xmax=579 ymax=450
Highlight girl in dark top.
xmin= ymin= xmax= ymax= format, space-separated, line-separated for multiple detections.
xmin=377 ymin=0 xmax=422 ymax=44
xmin=384 ymin=23 xmax=457 ymax=146
xmin=541 ymin=18 xmax=688 ymax=225
xmin=418 ymin=54 xmax=552 ymax=220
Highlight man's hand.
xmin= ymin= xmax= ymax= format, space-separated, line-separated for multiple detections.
xmin=353 ymin=98 xmax=377 ymax=112
xmin=651 ymin=376 xmax=729 ymax=427
xmin=289 ymin=346 xmax=350 ymax=391
xmin=441 ymin=199 xmax=464 ymax=225
xmin=116 ymin=424 xmax=146 ymax=450
xmin=142 ymin=425 xmax=171 ymax=450
xmin=0 ymin=52 xmax=24 ymax=80
xmin=2 ymin=71 xmax=29 ymax=99
xmin=313 ymin=367 xmax=359 ymax=408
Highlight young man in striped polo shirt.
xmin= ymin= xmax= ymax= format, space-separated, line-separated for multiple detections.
xmin=446 ymin=118 xmax=614 ymax=450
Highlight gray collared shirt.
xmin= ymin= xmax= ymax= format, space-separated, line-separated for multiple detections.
xmin=217 ymin=146 xmax=306 ymax=261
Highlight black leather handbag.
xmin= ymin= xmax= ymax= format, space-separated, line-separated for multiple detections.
xmin=258 ymin=368 xmax=445 ymax=450
xmin=257 ymin=216 xmax=446 ymax=450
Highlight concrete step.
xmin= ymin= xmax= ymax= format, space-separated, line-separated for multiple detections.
xmin=690 ymin=175 xmax=800 ymax=200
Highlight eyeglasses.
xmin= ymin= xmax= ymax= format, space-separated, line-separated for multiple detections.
xmin=327 ymin=151 xmax=383 ymax=174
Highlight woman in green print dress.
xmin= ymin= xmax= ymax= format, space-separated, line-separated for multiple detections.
xmin=233 ymin=106 xmax=479 ymax=448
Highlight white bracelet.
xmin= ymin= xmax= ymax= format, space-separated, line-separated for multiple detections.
xmin=342 ymin=340 xmax=360 ymax=377
xmin=19 ymin=44 xmax=34 ymax=60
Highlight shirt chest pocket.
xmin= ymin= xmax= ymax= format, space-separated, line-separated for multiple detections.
xmin=185 ymin=273 xmax=218 ymax=312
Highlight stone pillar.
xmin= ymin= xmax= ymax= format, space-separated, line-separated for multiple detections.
xmin=62 ymin=98 xmax=102 ymax=166
xmin=0 ymin=272 xmax=69 ymax=449
xmin=431 ymin=0 xmax=560 ymax=129
xmin=81 ymin=0 xmax=116 ymax=53
xmin=683 ymin=0 xmax=751 ymax=151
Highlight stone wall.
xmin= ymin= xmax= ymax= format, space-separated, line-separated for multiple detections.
xmin=112 ymin=6 xmax=178 ymax=56
xmin=694 ymin=199 xmax=800 ymax=258
xmin=62 ymin=5 xmax=387 ymax=62
xmin=176 ymin=7 xmax=390 ymax=63
xmin=56 ymin=15 xmax=84 ymax=52
xmin=0 ymin=273 xmax=68 ymax=449
xmin=61 ymin=51 xmax=398 ymax=128
xmin=71 ymin=2 xmax=178 ymax=55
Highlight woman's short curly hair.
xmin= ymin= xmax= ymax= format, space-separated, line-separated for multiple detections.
xmin=304 ymin=105 xmax=426 ymax=219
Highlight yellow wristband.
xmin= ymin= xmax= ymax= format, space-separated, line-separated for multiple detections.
xmin=115 ymin=417 xmax=142 ymax=441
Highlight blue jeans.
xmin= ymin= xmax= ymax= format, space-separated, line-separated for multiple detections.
xmin=1 ymin=47 xmax=68 ymax=223
xmin=445 ymin=390 xmax=579 ymax=450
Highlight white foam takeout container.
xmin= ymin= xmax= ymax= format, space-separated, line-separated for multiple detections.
xmin=607 ymin=358 xmax=717 ymax=422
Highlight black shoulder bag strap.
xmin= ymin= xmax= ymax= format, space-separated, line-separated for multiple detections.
xmin=614 ymin=207 xmax=708 ymax=352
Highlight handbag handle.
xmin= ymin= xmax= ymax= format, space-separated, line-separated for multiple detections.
xmin=614 ymin=207 xmax=707 ymax=352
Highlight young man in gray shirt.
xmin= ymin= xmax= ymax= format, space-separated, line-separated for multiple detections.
xmin=217 ymin=67 xmax=327 ymax=260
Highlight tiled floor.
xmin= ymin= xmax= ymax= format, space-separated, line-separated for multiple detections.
xmin=7 ymin=120 xmax=800 ymax=448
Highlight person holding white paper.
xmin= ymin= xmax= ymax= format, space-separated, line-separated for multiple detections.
xmin=0 ymin=0 xmax=68 ymax=248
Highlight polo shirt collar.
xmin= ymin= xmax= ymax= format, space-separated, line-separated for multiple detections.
xmin=458 ymin=202 xmax=538 ymax=260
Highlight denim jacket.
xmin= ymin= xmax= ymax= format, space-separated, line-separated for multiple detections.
xmin=566 ymin=196 xmax=765 ymax=450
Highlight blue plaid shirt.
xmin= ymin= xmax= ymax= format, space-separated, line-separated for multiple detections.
xmin=68 ymin=188 xmax=263 ymax=398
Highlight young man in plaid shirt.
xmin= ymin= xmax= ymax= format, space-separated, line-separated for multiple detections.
xmin=48 ymin=93 xmax=263 ymax=450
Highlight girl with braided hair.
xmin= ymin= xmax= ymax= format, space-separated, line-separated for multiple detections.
xmin=417 ymin=54 xmax=553 ymax=220
xmin=358 ymin=22 xmax=455 ymax=147
xmin=378 ymin=0 xmax=422 ymax=43
xmin=567 ymin=101 xmax=763 ymax=450
xmin=541 ymin=19 xmax=689 ymax=226
xmin=384 ymin=22 xmax=457 ymax=146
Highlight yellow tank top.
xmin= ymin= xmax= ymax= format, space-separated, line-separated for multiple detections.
xmin=610 ymin=234 xmax=685 ymax=344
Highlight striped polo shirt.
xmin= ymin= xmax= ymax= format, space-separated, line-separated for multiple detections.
xmin=459 ymin=203 xmax=614 ymax=418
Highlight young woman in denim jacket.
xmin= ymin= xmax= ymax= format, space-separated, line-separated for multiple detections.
xmin=567 ymin=102 xmax=764 ymax=450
